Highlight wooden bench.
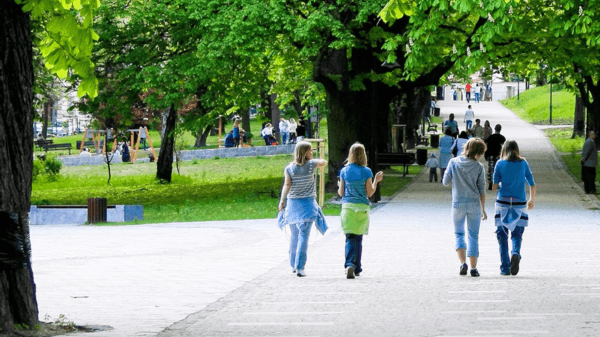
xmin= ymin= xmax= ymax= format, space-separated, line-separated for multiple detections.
xmin=377 ymin=152 xmax=416 ymax=176
xmin=43 ymin=143 xmax=72 ymax=155
xmin=426 ymin=118 xmax=438 ymax=133
xmin=414 ymin=130 xmax=429 ymax=147
xmin=35 ymin=139 xmax=53 ymax=150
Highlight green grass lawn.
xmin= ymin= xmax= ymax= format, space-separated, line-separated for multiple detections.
xmin=500 ymin=85 xmax=575 ymax=125
xmin=544 ymin=127 xmax=585 ymax=154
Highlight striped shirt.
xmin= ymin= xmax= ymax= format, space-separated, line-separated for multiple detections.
xmin=285 ymin=160 xmax=318 ymax=199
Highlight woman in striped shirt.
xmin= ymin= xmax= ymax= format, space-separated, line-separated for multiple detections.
xmin=279 ymin=141 xmax=328 ymax=277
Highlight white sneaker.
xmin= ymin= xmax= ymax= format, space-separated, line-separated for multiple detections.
xmin=296 ymin=269 xmax=306 ymax=277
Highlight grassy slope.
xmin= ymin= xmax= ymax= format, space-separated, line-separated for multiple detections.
xmin=500 ymin=85 xmax=576 ymax=125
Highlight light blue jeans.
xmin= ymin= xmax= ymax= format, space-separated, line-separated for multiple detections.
xmin=289 ymin=222 xmax=312 ymax=270
xmin=281 ymin=132 xmax=289 ymax=145
xmin=452 ymin=202 xmax=481 ymax=257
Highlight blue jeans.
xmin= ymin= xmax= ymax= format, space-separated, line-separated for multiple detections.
xmin=466 ymin=120 xmax=473 ymax=129
xmin=282 ymin=132 xmax=289 ymax=145
xmin=289 ymin=222 xmax=312 ymax=270
xmin=345 ymin=234 xmax=363 ymax=273
xmin=452 ymin=203 xmax=481 ymax=257
xmin=496 ymin=226 xmax=525 ymax=274
xmin=474 ymin=93 xmax=480 ymax=102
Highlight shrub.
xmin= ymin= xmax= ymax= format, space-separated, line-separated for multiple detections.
xmin=44 ymin=155 xmax=63 ymax=176
xmin=32 ymin=160 xmax=44 ymax=181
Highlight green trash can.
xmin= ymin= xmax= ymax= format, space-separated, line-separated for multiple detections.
xmin=416 ymin=147 xmax=428 ymax=165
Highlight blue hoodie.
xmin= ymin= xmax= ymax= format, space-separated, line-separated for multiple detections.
xmin=442 ymin=155 xmax=486 ymax=204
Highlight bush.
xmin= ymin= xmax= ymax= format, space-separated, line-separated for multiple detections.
xmin=32 ymin=160 xmax=44 ymax=181
xmin=44 ymin=155 xmax=63 ymax=176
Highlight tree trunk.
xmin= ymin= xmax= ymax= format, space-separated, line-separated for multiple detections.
xmin=294 ymin=90 xmax=302 ymax=117
xmin=572 ymin=95 xmax=585 ymax=138
xmin=261 ymin=88 xmax=272 ymax=121
xmin=241 ymin=106 xmax=251 ymax=134
xmin=156 ymin=104 xmax=177 ymax=182
xmin=270 ymin=93 xmax=281 ymax=144
xmin=0 ymin=2 xmax=39 ymax=332
xmin=193 ymin=126 xmax=212 ymax=147
xmin=42 ymin=99 xmax=51 ymax=138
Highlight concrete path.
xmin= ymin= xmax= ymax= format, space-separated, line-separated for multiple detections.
xmin=31 ymin=100 xmax=600 ymax=337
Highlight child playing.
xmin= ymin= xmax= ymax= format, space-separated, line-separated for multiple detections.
xmin=337 ymin=143 xmax=384 ymax=279
xmin=426 ymin=153 xmax=439 ymax=182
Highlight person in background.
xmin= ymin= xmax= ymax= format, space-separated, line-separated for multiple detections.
xmin=443 ymin=138 xmax=487 ymax=277
xmin=279 ymin=118 xmax=290 ymax=145
xmin=444 ymin=113 xmax=459 ymax=138
xmin=261 ymin=123 xmax=276 ymax=145
xmin=485 ymin=124 xmax=506 ymax=190
xmin=581 ymin=131 xmax=597 ymax=194
xmin=451 ymin=131 xmax=469 ymax=157
xmin=296 ymin=116 xmax=307 ymax=139
xmin=37 ymin=133 xmax=45 ymax=141
xmin=474 ymin=84 xmax=480 ymax=103
xmin=464 ymin=105 xmax=475 ymax=130
xmin=278 ymin=141 xmax=328 ymax=277
xmin=80 ymin=147 xmax=92 ymax=157
xmin=337 ymin=143 xmax=383 ymax=279
xmin=426 ymin=153 xmax=439 ymax=182
xmin=439 ymin=127 xmax=455 ymax=181
xmin=224 ymin=130 xmax=235 ymax=148
xmin=493 ymin=140 xmax=536 ymax=276
xmin=483 ymin=120 xmax=493 ymax=140
xmin=472 ymin=119 xmax=484 ymax=139
xmin=288 ymin=118 xmax=298 ymax=144
xmin=465 ymin=82 xmax=472 ymax=103
xmin=122 ymin=141 xmax=130 ymax=162
xmin=232 ymin=119 xmax=241 ymax=147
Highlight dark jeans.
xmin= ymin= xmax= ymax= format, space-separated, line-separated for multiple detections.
xmin=487 ymin=156 xmax=499 ymax=189
xmin=429 ymin=168 xmax=438 ymax=182
xmin=440 ymin=168 xmax=446 ymax=182
xmin=495 ymin=226 xmax=525 ymax=275
xmin=345 ymin=234 xmax=363 ymax=273
xmin=466 ymin=91 xmax=471 ymax=102
xmin=582 ymin=165 xmax=597 ymax=194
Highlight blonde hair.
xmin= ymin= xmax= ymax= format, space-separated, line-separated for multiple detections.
xmin=233 ymin=119 xmax=240 ymax=127
xmin=294 ymin=141 xmax=313 ymax=166
xmin=500 ymin=140 xmax=523 ymax=161
xmin=346 ymin=142 xmax=367 ymax=166
xmin=290 ymin=118 xmax=296 ymax=124
xmin=462 ymin=138 xmax=486 ymax=159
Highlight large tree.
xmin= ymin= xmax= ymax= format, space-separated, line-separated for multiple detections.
xmin=1 ymin=0 xmax=99 ymax=332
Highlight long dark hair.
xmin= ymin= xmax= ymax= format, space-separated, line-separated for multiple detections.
xmin=500 ymin=140 xmax=524 ymax=162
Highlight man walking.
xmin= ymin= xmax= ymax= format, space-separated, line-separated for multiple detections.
xmin=464 ymin=105 xmax=475 ymax=130
xmin=473 ymin=119 xmax=484 ymax=139
xmin=581 ymin=131 xmax=598 ymax=194
xmin=485 ymin=124 xmax=506 ymax=190
xmin=465 ymin=82 xmax=472 ymax=103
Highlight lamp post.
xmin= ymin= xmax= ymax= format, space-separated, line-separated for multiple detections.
xmin=549 ymin=83 xmax=553 ymax=124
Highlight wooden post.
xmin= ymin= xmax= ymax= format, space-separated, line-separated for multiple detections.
xmin=102 ymin=130 xmax=107 ymax=155
xmin=144 ymin=127 xmax=157 ymax=161
xmin=218 ymin=115 xmax=222 ymax=147
xmin=130 ymin=131 xmax=134 ymax=159
xmin=304 ymin=138 xmax=325 ymax=206
xmin=111 ymin=138 xmax=118 ymax=153
xmin=79 ymin=128 xmax=88 ymax=153
xmin=131 ymin=127 xmax=142 ymax=163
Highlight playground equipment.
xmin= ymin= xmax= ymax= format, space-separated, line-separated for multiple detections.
xmin=127 ymin=127 xmax=157 ymax=163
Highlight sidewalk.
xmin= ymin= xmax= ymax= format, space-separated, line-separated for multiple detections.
xmin=32 ymin=100 xmax=600 ymax=337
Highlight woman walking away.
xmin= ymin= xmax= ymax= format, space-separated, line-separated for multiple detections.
xmin=443 ymin=138 xmax=487 ymax=277
xmin=493 ymin=140 xmax=536 ymax=276
xmin=439 ymin=127 xmax=455 ymax=181
xmin=338 ymin=143 xmax=383 ymax=279
xmin=278 ymin=141 xmax=328 ymax=277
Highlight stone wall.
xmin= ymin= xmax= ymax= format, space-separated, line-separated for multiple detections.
xmin=30 ymin=205 xmax=143 ymax=225
xmin=58 ymin=144 xmax=295 ymax=167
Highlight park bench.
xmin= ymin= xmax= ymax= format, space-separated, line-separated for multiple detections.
xmin=426 ymin=118 xmax=438 ymax=133
xmin=377 ymin=152 xmax=416 ymax=177
xmin=35 ymin=139 xmax=53 ymax=150
xmin=414 ymin=130 xmax=429 ymax=147
xmin=76 ymin=140 xmax=104 ymax=150
xmin=43 ymin=143 xmax=72 ymax=155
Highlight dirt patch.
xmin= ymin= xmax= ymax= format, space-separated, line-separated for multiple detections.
xmin=0 ymin=322 xmax=112 ymax=337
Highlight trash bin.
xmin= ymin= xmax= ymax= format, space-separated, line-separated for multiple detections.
xmin=430 ymin=134 xmax=440 ymax=148
xmin=87 ymin=197 xmax=107 ymax=224
xmin=433 ymin=107 xmax=440 ymax=117
xmin=416 ymin=147 xmax=428 ymax=165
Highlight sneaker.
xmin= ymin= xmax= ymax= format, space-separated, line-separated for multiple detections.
xmin=346 ymin=266 xmax=355 ymax=279
xmin=355 ymin=272 xmax=361 ymax=276
xmin=500 ymin=272 xmax=510 ymax=276
xmin=510 ymin=255 xmax=520 ymax=275
xmin=292 ymin=269 xmax=296 ymax=273
xmin=296 ymin=269 xmax=306 ymax=277
xmin=470 ymin=268 xmax=480 ymax=277
xmin=460 ymin=263 xmax=468 ymax=276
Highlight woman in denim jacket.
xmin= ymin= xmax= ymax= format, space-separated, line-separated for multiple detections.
xmin=278 ymin=141 xmax=328 ymax=277
xmin=443 ymin=138 xmax=488 ymax=277
xmin=492 ymin=140 xmax=536 ymax=276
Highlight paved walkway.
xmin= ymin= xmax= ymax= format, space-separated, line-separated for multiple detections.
xmin=31 ymin=100 xmax=600 ymax=337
